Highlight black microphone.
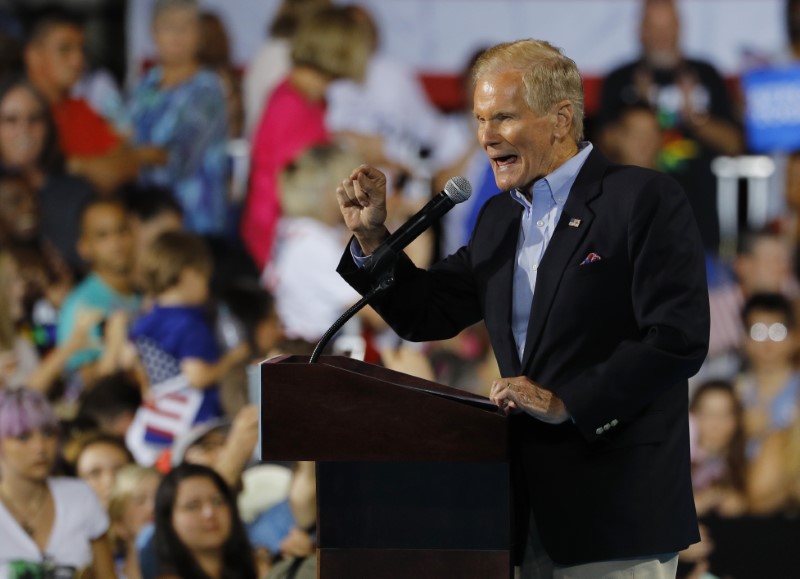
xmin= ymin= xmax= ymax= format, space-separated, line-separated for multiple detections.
xmin=364 ymin=176 xmax=472 ymax=275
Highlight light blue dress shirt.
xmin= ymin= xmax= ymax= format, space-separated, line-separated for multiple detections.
xmin=510 ymin=142 xmax=593 ymax=360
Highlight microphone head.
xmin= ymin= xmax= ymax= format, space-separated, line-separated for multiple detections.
xmin=443 ymin=176 xmax=472 ymax=204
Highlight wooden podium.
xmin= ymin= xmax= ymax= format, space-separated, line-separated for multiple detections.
xmin=260 ymin=355 xmax=513 ymax=579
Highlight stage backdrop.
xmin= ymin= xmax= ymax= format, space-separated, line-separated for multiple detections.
xmin=127 ymin=0 xmax=786 ymax=112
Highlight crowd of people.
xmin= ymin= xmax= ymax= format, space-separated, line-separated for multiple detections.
xmin=0 ymin=0 xmax=799 ymax=576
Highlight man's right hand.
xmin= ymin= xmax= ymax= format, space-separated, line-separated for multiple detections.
xmin=336 ymin=164 xmax=390 ymax=255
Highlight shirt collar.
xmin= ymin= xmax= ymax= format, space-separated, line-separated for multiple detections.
xmin=510 ymin=141 xmax=593 ymax=207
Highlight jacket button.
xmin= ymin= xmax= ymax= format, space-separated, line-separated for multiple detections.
xmin=595 ymin=427 xmax=604 ymax=435
xmin=603 ymin=423 xmax=611 ymax=431
xmin=611 ymin=419 xmax=619 ymax=427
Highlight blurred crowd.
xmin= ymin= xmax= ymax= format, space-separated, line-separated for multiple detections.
xmin=0 ymin=0 xmax=799 ymax=577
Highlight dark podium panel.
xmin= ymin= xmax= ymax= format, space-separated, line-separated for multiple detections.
xmin=261 ymin=355 xmax=513 ymax=579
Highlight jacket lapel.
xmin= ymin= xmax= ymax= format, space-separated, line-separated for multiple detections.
xmin=482 ymin=195 xmax=524 ymax=377
xmin=520 ymin=149 xmax=609 ymax=372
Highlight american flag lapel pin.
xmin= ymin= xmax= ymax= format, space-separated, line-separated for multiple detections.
xmin=568 ymin=218 xmax=581 ymax=228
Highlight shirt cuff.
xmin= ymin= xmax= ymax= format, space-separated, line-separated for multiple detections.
xmin=350 ymin=238 xmax=370 ymax=269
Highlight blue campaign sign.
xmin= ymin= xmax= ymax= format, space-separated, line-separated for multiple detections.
xmin=743 ymin=65 xmax=800 ymax=153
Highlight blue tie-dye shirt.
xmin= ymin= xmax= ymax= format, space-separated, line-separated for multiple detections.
xmin=129 ymin=67 xmax=229 ymax=234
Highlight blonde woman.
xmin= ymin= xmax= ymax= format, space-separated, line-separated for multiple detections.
xmin=108 ymin=465 xmax=162 ymax=579
xmin=240 ymin=5 xmax=372 ymax=270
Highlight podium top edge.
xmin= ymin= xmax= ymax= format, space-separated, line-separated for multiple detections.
xmin=263 ymin=354 xmax=499 ymax=412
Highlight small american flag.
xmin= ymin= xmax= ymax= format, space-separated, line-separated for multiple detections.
xmin=580 ymin=252 xmax=602 ymax=265
xmin=125 ymin=337 xmax=203 ymax=466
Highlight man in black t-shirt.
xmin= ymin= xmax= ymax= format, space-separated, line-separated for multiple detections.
xmin=599 ymin=0 xmax=744 ymax=254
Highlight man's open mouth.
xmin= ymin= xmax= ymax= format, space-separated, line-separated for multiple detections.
xmin=494 ymin=155 xmax=518 ymax=166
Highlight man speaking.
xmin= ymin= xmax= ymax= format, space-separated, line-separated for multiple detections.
xmin=336 ymin=39 xmax=709 ymax=579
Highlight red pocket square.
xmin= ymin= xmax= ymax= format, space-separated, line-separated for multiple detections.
xmin=580 ymin=252 xmax=602 ymax=266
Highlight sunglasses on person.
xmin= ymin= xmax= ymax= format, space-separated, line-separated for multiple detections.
xmin=749 ymin=322 xmax=789 ymax=342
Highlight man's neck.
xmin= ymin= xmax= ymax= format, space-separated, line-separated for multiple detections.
xmin=521 ymin=140 xmax=581 ymax=199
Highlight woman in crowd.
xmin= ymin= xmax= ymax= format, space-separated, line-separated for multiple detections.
xmin=242 ymin=0 xmax=330 ymax=136
xmin=689 ymin=380 xmax=748 ymax=517
xmin=128 ymin=0 xmax=228 ymax=235
xmin=109 ymin=464 xmax=162 ymax=579
xmin=0 ymin=75 xmax=95 ymax=272
xmin=0 ymin=388 xmax=116 ymax=577
xmin=240 ymin=5 xmax=371 ymax=270
xmin=66 ymin=431 xmax=135 ymax=509
xmin=154 ymin=462 xmax=258 ymax=579
xmin=0 ymin=170 xmax=73 ymax=333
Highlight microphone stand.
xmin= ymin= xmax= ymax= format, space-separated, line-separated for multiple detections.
xmin=308 ymin=265 xmax=396 ymax=364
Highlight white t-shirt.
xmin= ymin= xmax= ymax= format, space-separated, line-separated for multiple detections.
xmin=326 ymin=54 xmax=469 ymax=172
xmin=263 ymin=217 xmax=360 ymax=341
xmin=0 ymin=477 xmax=109 ymax=578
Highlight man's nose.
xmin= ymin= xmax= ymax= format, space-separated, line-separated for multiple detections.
xmin=479 ymin=123 xmax=499 ymax=148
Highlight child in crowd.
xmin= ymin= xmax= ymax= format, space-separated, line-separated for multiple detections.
xmin=56 ymin=198 xmax=140 ymax=385
xmin=74 ymin=371 xmax=142 ymax=437
xmin=218 ymin=280 xmax=283 ymax=415
xmin=65 ymin=431 xmax=134 ymax=509
xmin=263 ymin=144 xmax=365 ymax=342
xmin=735 ymin=293 xmax=800 ymax=459
xmin=126 ymin=231 xmax=249 ymax=465
xmin=109 ymin=464 xmax=162 ymax=579
xmin=121 ymin=183 xmax=184 ymax=286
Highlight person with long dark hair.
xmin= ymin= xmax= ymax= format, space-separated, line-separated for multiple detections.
xmin=154 ymin=463 xmax=257 ymax=579
xmin=0 ymin=75 xmax=94 ymax=272
xmin=689 ymin=380 xmax=748 ymax=517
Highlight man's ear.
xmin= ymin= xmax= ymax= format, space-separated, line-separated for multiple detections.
xmin=553 ymin=100 xmax=574 ymax=139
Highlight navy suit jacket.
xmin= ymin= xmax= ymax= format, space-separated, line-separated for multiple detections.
xmin=338 ymin=149 xmax=710 ymax=565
